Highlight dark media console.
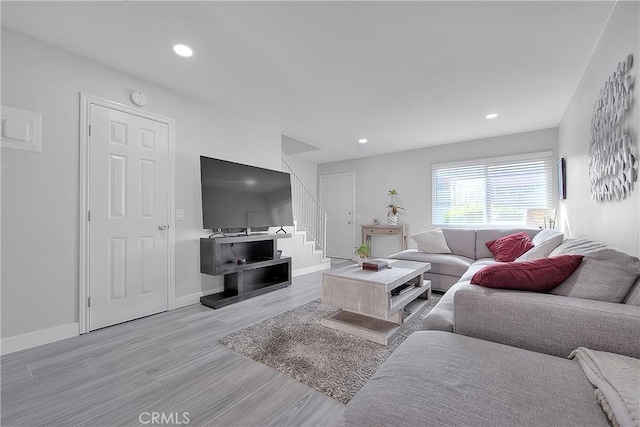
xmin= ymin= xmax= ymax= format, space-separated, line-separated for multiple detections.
xmin=199 ymin=233 xmax=292 ymax=309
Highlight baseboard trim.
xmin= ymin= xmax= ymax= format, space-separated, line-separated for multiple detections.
xmin=173 ymin=290 xmax=218 ymax=309
xmin=1 ymin=322 xmax=79 ymax=355
xmin=293 ymin=262 xmax=331 ymax=277
xmin=1 ymin=291 xmax=223 ymax=355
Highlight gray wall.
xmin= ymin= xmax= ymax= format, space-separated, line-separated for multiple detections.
xmin=318 ymin=128 xmax=558 ymax=257
xmin=1 ymin=29 xmax=282 ymax=339
xmin=558 ymin=1 xmax=639 ymax=257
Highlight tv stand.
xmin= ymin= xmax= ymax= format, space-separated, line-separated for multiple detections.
xmin=199 ymin=233 xmax=292 ymax=309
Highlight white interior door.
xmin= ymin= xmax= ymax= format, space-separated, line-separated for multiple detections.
xmin=320 ymin=173 xmax=355 ymax=259
xmin=88 ymin=104 xmax=169 ymax=330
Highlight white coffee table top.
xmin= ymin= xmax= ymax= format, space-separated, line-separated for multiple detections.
xmin=323 ymin=259 xmax=431 ymax=292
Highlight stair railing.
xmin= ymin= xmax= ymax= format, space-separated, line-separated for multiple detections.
xmin=282 ymin=157 xmax=327 ymax=252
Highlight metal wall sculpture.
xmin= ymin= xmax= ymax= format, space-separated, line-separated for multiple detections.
xmin=589 ymin=54 xmax=637 ymax=202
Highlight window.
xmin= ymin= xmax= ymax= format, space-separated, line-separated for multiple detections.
xmin=432 ymin=152 xmax=553 ymax=226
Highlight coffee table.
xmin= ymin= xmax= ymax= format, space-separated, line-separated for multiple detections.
xmin=321 ymin=259 xmax=431 ymax=345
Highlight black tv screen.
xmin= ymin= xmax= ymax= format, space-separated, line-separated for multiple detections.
xmin=200 ymin=156 xmax=294 ymax=231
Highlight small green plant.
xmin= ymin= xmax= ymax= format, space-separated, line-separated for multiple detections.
xmin=387 ymin=189 xmax=405 ymax=217
xmin=355 ymin=244 xmax=371 ymax=258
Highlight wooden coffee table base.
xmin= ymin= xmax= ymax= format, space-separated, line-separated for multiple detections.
xmin=321 ymin=289 xmax=431 ymax=345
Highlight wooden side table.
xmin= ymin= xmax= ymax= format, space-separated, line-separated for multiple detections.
xmin=361 ymin=224 xmax=407 ymax=253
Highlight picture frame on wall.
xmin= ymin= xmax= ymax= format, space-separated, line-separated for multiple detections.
xmin=557 ymin=158 xmax=567 ymax=200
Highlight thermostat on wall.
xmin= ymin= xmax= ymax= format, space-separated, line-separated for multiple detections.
xmin=130 ymin=91 xmax=147 ymax=107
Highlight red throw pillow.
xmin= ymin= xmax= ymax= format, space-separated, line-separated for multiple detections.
xmin=471 ymin=255 xmax=584 ymax=292
xmin=486 ymin=232 xmax=534 ymax=262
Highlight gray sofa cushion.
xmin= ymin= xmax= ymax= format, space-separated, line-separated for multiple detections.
xmin=422 ymin=281 xmax=470 ymax=331
xmin=459 ymin=258 xmax=495 ymax=282
xmin=442 ymin=228 xmax=476 ymax=259
xmin=475 ymin=228 xmax=539 ymax=259
xmin=624 ymin=277 xmax=640 ymax=306
xmin=388 ymin=250 xmax=473 ymax=277
xmin=423 ymin=272 xmax=460 ymax=292
xmin=454 ymin=286 xmax=640 ymax=359
xmin=422 ymin=257 xmax=497 ymax=330
xmin=335 ymin=331 xmax=609 ymax=427
xmin=549 ymin=238 xmax=640 ymax=303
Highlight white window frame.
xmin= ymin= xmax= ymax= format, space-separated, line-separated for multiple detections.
xmin=432 ymin=151 xmax=554 ymax=228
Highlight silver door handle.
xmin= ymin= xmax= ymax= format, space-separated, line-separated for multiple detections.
xmin=158 ymin=224 xmax=168 ymax=230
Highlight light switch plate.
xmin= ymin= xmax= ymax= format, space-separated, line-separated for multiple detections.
xmin=3 ymin=118 xmax=29 ymax=141
xmin=176 ymin=209 xmax=185 ymax=221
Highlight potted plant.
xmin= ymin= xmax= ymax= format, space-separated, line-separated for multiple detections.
xmin=387 ymin=189 xmax=405 ymax=225
xmin=355 ymin=244 xmax=371 ymax=265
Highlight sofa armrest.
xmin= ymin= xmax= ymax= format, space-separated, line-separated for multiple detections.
xmin=454 ymin=286 xmax=640 ymax=359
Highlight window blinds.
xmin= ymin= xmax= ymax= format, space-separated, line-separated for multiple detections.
xmin=432 ymin=152 xmax=553 ymax=226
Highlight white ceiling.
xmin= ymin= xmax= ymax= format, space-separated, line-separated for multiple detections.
xmin=1 ymin=1 xmax=614 ymax=163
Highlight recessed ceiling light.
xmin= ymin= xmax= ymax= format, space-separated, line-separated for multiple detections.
xmin=173 ymin=44 xmax=193 ymax=57
xmin=485 ymin=113 xmax=499 ymax=119
xmin=358 ymin=138 xmax=368 ymax=144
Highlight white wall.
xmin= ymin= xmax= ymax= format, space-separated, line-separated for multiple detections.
xmin=278 ymin=152 xmax=328 ymax=272
xmin=282 ymin=152 xmax=318 ymax=198
xmin=1 ymin=29 xmax=283 ymax=340
xmin=558 ymin=1 xmax=639 ymax=257
xmin=318 ymin=128 xmax=558 ymax=257
xmin=273 ymin=226 xmax=329 ymax=275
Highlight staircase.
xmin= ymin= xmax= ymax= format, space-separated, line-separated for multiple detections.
xmin=280 ymin=158 xmax=331 ymax=276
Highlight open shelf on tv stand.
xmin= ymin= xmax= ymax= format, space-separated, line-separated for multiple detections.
xmin=199 ymin=234 xmax=292 ymax=309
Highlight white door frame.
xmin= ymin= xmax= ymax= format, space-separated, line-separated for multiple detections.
xmin=319 ymin=172 xmax=356 ymax=260
xmin=79 ymin=93 xmax=176 ymax=334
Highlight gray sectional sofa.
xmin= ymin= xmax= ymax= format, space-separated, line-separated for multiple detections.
xmin=390 ymin=229 xmax=640 ymax=341
xmin=336 ymin=331 xmax=616 ymax=427
xmin=335 ymin=230 xmax=640 ymax=426
xmin=388 ymin=228 xmax=541 ymax=292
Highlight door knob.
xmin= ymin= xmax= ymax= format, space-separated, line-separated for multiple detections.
xmin=158 ymin=224 xmax=168 ymax=230
xmin=348 ymin=221 xmax=352 ymax=224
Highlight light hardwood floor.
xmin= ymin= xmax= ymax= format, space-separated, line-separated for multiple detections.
xmin=1 ymin=264 xmax=349 ymax=427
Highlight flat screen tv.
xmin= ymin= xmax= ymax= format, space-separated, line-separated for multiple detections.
xmin=200 ymin=156 xmax=294 ymax=232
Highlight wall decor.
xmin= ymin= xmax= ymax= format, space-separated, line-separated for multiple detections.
xmin=589 ymin=54 xmax=637 ymax=202
xmin=557 ymin=158 xmax=567 ymax=200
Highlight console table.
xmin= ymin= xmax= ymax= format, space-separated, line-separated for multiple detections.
xmin=199 ymin=233 xmax=292 ymax=309
xmin=361 ymin=224 xmax=407 ymax=253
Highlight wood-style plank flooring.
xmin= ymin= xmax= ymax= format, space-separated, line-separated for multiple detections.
xmin=1 ymin=264 xmax=349 ymax=427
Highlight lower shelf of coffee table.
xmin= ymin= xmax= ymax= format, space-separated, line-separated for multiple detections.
xmin=321 ymin=297 xmax=431 ymax=345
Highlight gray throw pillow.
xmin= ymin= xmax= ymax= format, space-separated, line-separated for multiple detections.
xmin=551 ymin=258 xmax=639 ymax=303
xmin=549 ymin=239 xmax=640 ymax=274
xmin=549 ymin=238 xmax=640 ymax=303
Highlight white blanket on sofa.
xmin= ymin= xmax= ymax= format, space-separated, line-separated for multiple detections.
xmin=569 ymin=347 xmax=639 ymax=427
